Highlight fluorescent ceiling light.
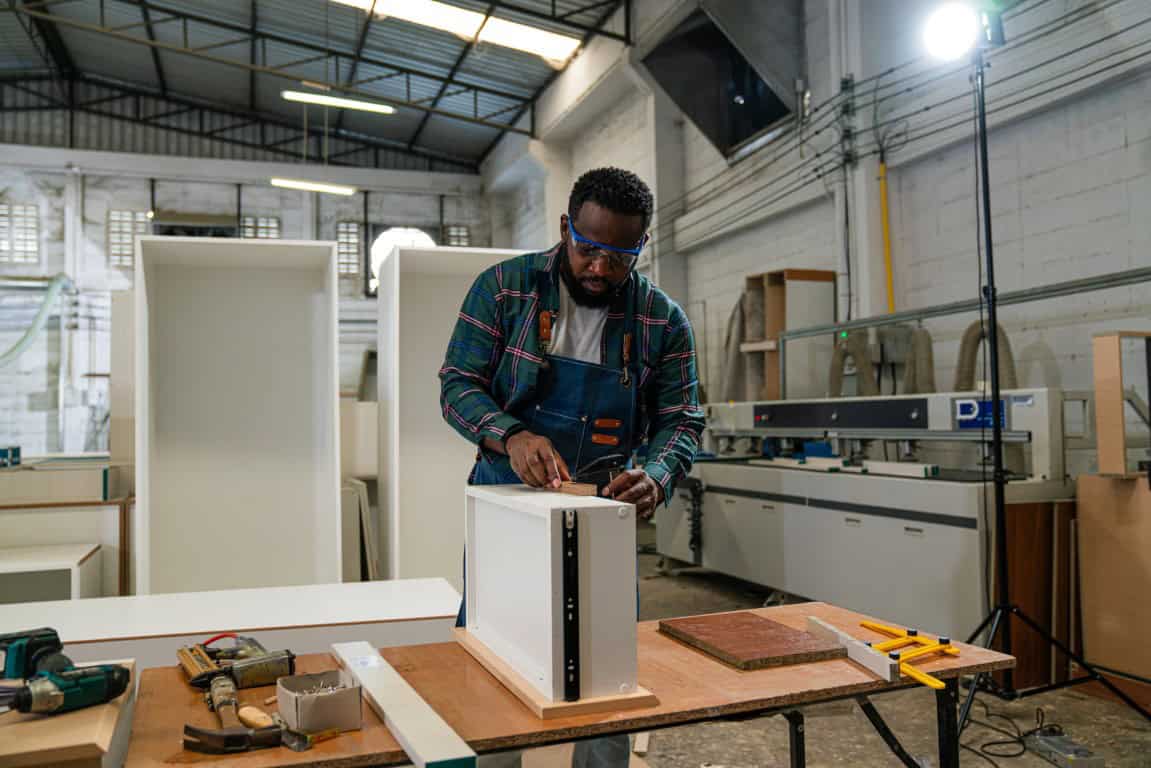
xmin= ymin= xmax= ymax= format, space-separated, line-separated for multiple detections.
xmin=270 ymin=178 xmax=358 ymax=196
xmin=330 ymin=0 xmax=580 ymax=63
xmin=282 ymin=90 xmax=396 ymax=115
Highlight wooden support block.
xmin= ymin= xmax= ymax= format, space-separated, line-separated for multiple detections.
xmin=806 ymin=616 xmax=899 ymax=682
xmin=332 ymin=641 xmax=477 ymax=768
xmin=557 ymin=481 xmax=598 ymax=497
xmin=454 ymin=629 xmax=658 ymax=720
xmin=659 ymin=612 xmax=845 ymax=670
xmin=632 ymin=732 xmax=650 ymax=755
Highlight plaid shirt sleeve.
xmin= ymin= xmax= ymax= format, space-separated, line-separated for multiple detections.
xmin=438 ymin=265 xmax=523 ymax=447
xmin=642 ymin=303 xmax=706 ymax=503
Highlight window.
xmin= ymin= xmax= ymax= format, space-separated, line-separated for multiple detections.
xmin=443 ymin=224 xmax=471 ymax=247
xmin=0 ymin=203 xmax=40 ymax=264
xmin=241 ymin=216 xmax=281 ymax=239
xmin=107 ymin=210 xmax=150 ymax=268
xmin=336 ymin=221 xmax=361 ymax=277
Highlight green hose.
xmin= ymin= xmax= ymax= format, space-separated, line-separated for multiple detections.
xmin=0 ymin=273 xmax=75 ymax=369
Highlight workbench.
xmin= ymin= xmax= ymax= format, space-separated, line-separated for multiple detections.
xmin=124 ymin=602 xmax=1013 ymax=768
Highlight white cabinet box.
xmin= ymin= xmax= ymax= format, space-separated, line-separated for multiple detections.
xmin=134 ymin=237 xmax=341 ymax=594
xmin=377 ymin=246 xmax=522 ymax=591
xmin=464 ymin=486 xmax=638 ymax=702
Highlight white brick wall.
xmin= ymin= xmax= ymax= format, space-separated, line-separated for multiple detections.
xmin=891 ymin=67 xmax=1151 ymax=403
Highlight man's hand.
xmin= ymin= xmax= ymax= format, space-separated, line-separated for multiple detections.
xmin=605 ymin=469 xmax=664 ymax=520
xmin=505 ymin=431 xmax=571 ymax=489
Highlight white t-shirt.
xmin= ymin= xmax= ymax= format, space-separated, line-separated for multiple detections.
xmin=549 ymin=280 xmax=609 ymax=365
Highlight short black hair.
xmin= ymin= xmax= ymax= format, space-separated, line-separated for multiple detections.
xmin=568 ymin=167 xmax=653 ymax=231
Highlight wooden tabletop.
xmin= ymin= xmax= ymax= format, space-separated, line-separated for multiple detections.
xmin=125 ymin=602 xmax=1013 ymax=768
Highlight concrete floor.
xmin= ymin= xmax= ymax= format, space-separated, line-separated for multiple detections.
xmin=632 ymin=522 xmax=1151 ymax=767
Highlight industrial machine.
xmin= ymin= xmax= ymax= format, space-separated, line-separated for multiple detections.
xmin=656 ymin=388 xmax=1074 ymax=638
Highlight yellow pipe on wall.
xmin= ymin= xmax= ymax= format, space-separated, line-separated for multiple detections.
xmin=879 ymin=159 xmax=895 ymax=313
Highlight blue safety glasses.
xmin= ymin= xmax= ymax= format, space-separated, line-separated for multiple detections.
xmin=568 ymin=221 xmax=648 ymax=271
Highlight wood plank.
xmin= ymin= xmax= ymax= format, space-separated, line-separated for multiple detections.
xmin=658 ymin=612 xmax=846 ymax=670
xmin=453 ymin=629 xmax=658 ymax=720
xmin=123 ymin=603 xmax=1014 ymax=768
xmin=0 ymin=660 xmax=135 ymax=768
xmin=992 ymin=501 xmax=1055 ymax=689
xmin=332 ymin=641 xmax=476 ymax=768
xmin=557 ymin=482 xmax=598 ymax=497
xmin=781 ymin=269 xmax=837 ymax=283
xmin=806 ymin=617 xmax=898 ymax=682
xmin=1077 ymin=475 xmax=1151 ymax=680
xmin=1092 ymin=334 xmax=1127 ymax=475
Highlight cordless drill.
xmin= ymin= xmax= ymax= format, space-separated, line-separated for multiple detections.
xmin=0 ymin=627 xmax=73 ymax=678
xmin=0 ymin=628 xmax=131 ymax=715
xmin=1 ymin=665 xmax=131 ymax=714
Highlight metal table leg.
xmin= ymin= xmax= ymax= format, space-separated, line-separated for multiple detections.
xmin=936 ymin=678 xmax=960 ymax=768
xmin=783 ymin=710 xmax=805 ymax=768
xmin=856 ymin=697 xmax=919 ymax=767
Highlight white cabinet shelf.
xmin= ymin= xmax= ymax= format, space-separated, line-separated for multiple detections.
xmin=0 ymin=544 xmax=102 ymax=604
xmin=377 ymin=246 xmax=523 ymax=591
xmin=134 ymin=237 xmax=341 ymax=595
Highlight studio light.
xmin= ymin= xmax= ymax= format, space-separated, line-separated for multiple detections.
xmin=270 ymin=178 xmax=358 ymax=196
xmin=281 ymin=90 xmax=396 ymax=115
xmin=923 ymin=2 xmax=979 ymax=61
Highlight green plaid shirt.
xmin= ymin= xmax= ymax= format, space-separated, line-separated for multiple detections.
xmin=438 ymin=243 xmax=705 ymax=499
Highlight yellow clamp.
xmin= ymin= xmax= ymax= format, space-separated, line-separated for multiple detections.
xmin=861 ymin=620 xmax=960 ymax=690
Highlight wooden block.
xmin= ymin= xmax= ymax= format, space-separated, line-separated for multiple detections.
xmin=332 ymin=641 xmax=476 ymax=768
xmin=454 ymin=628 xmax=659 ymax=720
xmin=806 ymin=616 xmax=899 ymax=682
xmin=658 ymin=612 xmax=846 ymax=671
xmin=0 ymin=659 xmax=135 ymax=768
xmin=633 ymin=732 xmax=650 ymax=755
xmin=557 ymin=481 xmax=598 ymax=497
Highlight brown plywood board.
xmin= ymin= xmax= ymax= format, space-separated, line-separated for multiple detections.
xmin=0 ymin=660 xmax=135 ymax=768
xmin=1093 ymin=335 xmax=1127 ymax=475
xmin=124 ymin=603 xmax=1013 ymax=768
xmin=659 ymin=612 xmax=846 ymax=670
xmin=1077 ymin=475 xmax=1151 ymax=680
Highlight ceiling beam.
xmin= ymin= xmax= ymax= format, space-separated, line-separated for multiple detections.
xmin=13 ymin=4 xmax=533 ymax=137
xmin=479 ymin=0 xmax=626 ymax=161
xmin=27 ymin=0 xmax=532 ymax=104
xmin=14 ymin=73 xmax=480 ymax=170
xmin=335 ymin=0 xmax=378 ymax=133
xmin=248 ymin=0 xmax=257 ymax=110
xmin=134 ymin=0 xmax=168 ymax=96
xmin=406 ymin=2 xmax=497 ymax=150
xmin=19 ymin=2 xmax=76 ymax=78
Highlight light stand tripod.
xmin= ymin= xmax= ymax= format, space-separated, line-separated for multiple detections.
xmin=958 ymin=41 xmax=1151 ymax=729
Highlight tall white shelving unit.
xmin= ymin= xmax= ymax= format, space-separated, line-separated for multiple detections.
xmin=378 ymin=246 xmax=523 ymax=591
xmin=134 ymin=237 xmax=341 ymax=594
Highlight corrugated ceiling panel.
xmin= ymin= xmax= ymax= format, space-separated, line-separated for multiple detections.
xmin=0 ymin=13 xmax=46 ymax=71
xmin=49 ymin=2 xmax=161 ymax=88
xmin=413 ymin=113 xmax=499 ymax=158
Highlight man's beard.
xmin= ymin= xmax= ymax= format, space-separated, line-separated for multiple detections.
xmin=560 ymin=252 xmax=623 ymax=308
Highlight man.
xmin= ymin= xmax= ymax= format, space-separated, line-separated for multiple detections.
xmin=439 ymin=167 xmax=704 ymax=767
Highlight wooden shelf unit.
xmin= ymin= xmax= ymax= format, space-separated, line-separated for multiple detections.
xmin=742 ymin=269 xmax=836 ymax=401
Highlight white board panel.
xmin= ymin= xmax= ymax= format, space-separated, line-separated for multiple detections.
xmin=378 ymin=247 xmax=523 ymax=591
xmin=135 ymin=237 xmax=341 ymax=594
